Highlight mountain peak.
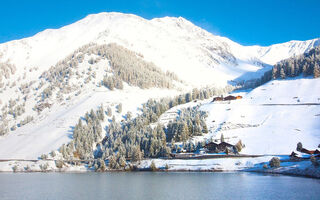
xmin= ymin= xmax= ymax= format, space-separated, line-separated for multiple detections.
xmin=81 ymin=12 xmax=146 ymax=22
xmin=0 ymin=11 xmax=319 ymax=85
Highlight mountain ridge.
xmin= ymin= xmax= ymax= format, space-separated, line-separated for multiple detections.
xmin=0 ymin=12 xmax=319 ymax=86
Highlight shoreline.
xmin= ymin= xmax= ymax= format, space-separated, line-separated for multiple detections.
xmin=1 ymin=165 xmax=319 ymax=179
xmin=1 ymin=168 xmax=319 ymax=180
xmin=1 ymin=155 xmax=319 ymax=179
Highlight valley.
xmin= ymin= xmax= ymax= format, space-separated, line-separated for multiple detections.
xmin=0 ymin=12 xmax=319 ymax=178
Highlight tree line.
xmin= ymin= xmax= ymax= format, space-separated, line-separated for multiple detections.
xmin=56 ymin=86 xmax=233 ymax=170
xmin=272 ymin=46 xmax=320 ymax=79
xmin=236 ymin=46 xmax=320 ymax=89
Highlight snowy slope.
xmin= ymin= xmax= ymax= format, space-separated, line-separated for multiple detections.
xmin=0 ymin=51 xmax=181 ymax=159
xmin=0 ymin=12 xmax=319 ymax=161
xmin=151 ymin=77 xmax=320 ymax=156
xmin=200 ymin=78 xmax=320 ymax=155
xmin=228 ymin=38 xmax=320 ymax=66
xmin=0 ymin=86 xmax=178 ymax=159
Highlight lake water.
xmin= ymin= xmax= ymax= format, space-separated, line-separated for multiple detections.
xmin=1 ymin=172 xmax=320 ymax=200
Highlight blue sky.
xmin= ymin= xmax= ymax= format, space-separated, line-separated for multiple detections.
xmin=0 ymin=0 xmax=319 ymax=46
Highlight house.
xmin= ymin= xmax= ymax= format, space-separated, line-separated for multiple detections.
xmin=213 ymin=95 xmax=242 ymax=102
xmin=223 ymin=95 xmax=237 ymax=101
xmin=217 ymin=142 xmax=235 ymax=153
xmin=212 ymin=97 xmax=223 ymax=102
xmin=204 ymin=142 xmax=219 ymax=152
xmin=204 ymin=141 xmax=237 ymax=154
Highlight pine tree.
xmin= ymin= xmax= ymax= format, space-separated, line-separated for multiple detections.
xmin=272 ymin=67 xmax=278 ymax=79
xmin=269 ymin=157 xmax=280 ymax=168
xmin=107 ymin=106 xmax=112 ymax=117
xmin=99 ymin=159 xmax=107 ymax=171
xmin=202 ymin=123 xmax=208 ymax=134
xmin=150 ymin=160 xmax=157 ymax=171
xmin=181 ymin=122 xmax=189 ymax=142
xmin=314 ymin=63 xmax=320 ymax=78
xmin=192 ymin=88 xmax=200 ymax=99
xmin=119 ymin=155 xmax=126 ymax=168
xmin=296 ymin=142 xmax=303 ymax=152
xmin=131 ymin=146 xmax=142 ymax=162
xmin=97 ymin=104 xmax=104 ymax=121
xmin=126 ymin=111 xmax=132 ymax=121
xmin=117 ymin=103 xmax=122 ymax=113
xmin=235 ymin=140 xmax=243 ymax=152
xmin=288 ymin=64 xmax=295 ymax=77
xmin=108 ymin=154 xmax=117 ymax=169
xmin=280 ymin=68 xmax=286 ymax=79
xmin=185 ymin=93 xmax=192 ymax=103
xmin=220 ymin=133 xmax=225 ymax=143
xmin=302 ymin=64 xmax=308 ymax=76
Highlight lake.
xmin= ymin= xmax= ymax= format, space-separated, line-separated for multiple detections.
xmin=0 ymin=172 xmax=320 ymax=200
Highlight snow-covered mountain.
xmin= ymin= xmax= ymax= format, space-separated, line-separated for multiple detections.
xmin=0 ymin=12 xmax=319 ymax=161
xmin=0 ymin=12 xmax=319 ymax=86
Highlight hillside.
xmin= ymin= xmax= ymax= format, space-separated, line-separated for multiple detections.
xmin=272 ymin=46 xmax=320 ymax=79
xmin=132 ymin=77 xmax=320 ymax=172
xmin=0 ymin=12 xmax=319 ymax=167
xmin=201 ymin=77 xmax=320 ymax=155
